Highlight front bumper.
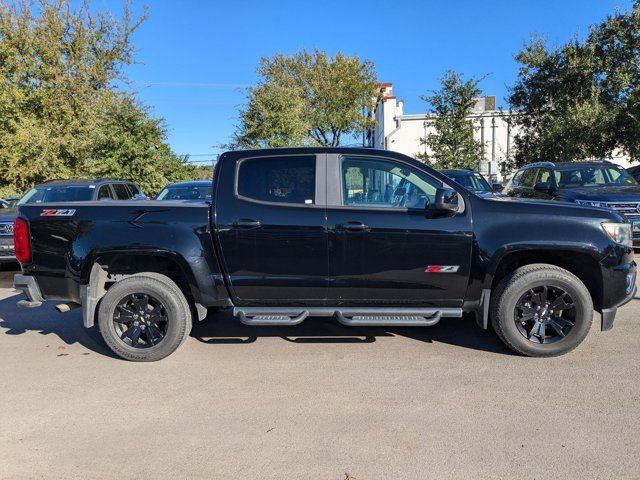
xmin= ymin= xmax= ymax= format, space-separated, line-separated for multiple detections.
xmin=13 ymin=274 xmax=44 ymax=308
xmin=601 ymin=266 xmax=637 ymax=331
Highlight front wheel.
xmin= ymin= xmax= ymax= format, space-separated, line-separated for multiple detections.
xmin=491 ymin=264 xmax=593 ymax=357
xmin=97 ymin=273 xmax=192 ymax=361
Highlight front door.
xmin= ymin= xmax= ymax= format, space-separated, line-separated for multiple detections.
xmin=215 ymin=153 xmax=328 ymax=305
xmin=326 ymin=154 xmax=473 ymax=307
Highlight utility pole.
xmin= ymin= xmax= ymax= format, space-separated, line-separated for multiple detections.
xmin=491 ymin=117 xmax=496 ymax=180
xmin=479 ymin=117 xmax=485 ymax=173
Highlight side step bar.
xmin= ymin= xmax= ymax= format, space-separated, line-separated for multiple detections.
xmin=234 ymin=307 xmax=461 ymax=327
xmin=237 ymin=310 xmax=309 ymax=326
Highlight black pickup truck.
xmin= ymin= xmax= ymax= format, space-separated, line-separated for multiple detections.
xmin=13 ymin=148 xmax=637 ymax=361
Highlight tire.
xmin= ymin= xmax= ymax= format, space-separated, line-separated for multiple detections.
xmin=490 ymin=264 xmax=593 ymax=357
xmin=97 ymin=273 xmax=192 ymax=361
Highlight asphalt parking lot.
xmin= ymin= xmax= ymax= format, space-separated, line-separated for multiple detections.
xmin=1 ymin=265 xmax=639 ymax=480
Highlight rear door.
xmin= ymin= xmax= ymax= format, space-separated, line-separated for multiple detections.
xmin=214 ymin=153 xmax=328 ymax=305
xmin=325 ymin=153 xmax=473 ymax=306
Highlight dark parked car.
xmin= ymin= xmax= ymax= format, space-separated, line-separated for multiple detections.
xmin=506 ymin=161 xmax=640 ymax=246
xmin=13 ymin=148 xmax=636 ymax=361
xmin=0 ymin=205 xmax=16 ymax=263
xmin=1 ymin=179 xmax=145 ymax=264
xmin=627 ymin=164 xmax=640 ymax=183
xmin=18 ymin=179 xmax=146 ymax=204
xmin=440 ymin=169 xmax=504 ymax=197
xmin=2 ymin=196 xmax=20 ymax=208
xmin=156 ymin=180 xmax=212 ymax=202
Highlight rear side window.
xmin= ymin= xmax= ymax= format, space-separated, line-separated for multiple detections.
xmin=237 ymin=156 xmax=316 ymax=205
xmin=112 ymin=183 xmax=132 ymax=200
xmin=97 ymin=185 xmax=113 ymax=199
xmin=127 ymin=184 xmax=141 ymax=196
xmin=538 ymin=169 xmax=552 ymax=185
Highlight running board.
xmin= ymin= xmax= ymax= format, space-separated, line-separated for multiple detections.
xmin=237 ymin=310 xmax=308 ymax=326
xmin=233 ymin=307 xmax=461 ymax=327
xmin=335 ymin=311 xmax=441 ymax=327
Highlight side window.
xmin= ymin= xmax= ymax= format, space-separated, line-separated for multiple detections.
xmin=538 ymin=168 xmax=552 ymax=185
xmin=112 ymin=183 xmax=132 ymax=200
xmin=237 ymin=155 xmax=316 ymax=205
xmin=512 ymin=170 xmax=525 ymax=186
xmin=127 ymin=183 xmax=141 ymax=196
xmin=341 ymin=156 xmax=441 ymax=209
xmin=521 ymin=168 xmax=537 ymax=187
xmin=97 ymin=185 xmax=113 ymax=200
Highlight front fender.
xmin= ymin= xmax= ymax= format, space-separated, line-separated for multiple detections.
xmin=481 ymin=241 xmax=603 ymax=291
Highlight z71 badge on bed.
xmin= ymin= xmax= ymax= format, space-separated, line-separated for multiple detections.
xmin=40 ymin=209 xmax=76 ymax=217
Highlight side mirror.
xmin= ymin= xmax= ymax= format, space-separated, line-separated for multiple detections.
xmin=435 ymin=187 xmax=459 ymax=213
xmin=533 ymin=182 xmax=552 ymax=193
xmin=492 ymin=183 xmax=504 ymax=193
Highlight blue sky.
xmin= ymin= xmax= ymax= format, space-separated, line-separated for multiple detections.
xmin=106 ymin=0 xmax=634 ymax=162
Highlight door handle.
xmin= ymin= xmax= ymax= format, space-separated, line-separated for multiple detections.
xmin=336 ymin=221 xmax=370 ymax=232
xmin=232 ymin=218 xmax=261 ymax=229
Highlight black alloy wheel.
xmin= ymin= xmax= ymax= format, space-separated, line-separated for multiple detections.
xmin=514 ymin=285 xmax=576 ymax=344
xmin=113 ymin=293 xmax=169 ymax=348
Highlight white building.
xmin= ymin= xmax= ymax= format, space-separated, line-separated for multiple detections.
xmin=369 ymin=83 xmax=631 ymax=181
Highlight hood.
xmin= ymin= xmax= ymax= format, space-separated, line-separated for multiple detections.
xmin=0 ymin=208 xmax=17 ymax=222
xmin=485 ymin=196 xmax=627 ymax=225
xmin=559 ymin=185 xmax=640 ymax=202
xmin=473 ymin=191 xmax=509 ymax=199
xmin=485 ymin=195 xmax=624 ymax=220
xmin=473 ymin=191 xmax=497 ymax=198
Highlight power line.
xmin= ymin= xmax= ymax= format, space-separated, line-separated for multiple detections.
xmin=179 ymin=153 xmax=220 ymax=157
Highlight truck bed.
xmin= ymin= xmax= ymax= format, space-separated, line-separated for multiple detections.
xmin=18 ymin=200 xmax=228 ymax=306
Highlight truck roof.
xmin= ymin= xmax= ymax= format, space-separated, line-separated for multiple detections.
xmin=40 ymin=178 xmax=132 ymax=186
xmin=222 ymin=146 xmax=382 ymax=157
xmin=163 ymin=180 xmax=211 ymax=188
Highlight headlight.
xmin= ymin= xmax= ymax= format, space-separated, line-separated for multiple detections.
xmin=575 ymin=200 xmax=608 ymax=208
xmin=602 ymin=222 xmax=632 ymax=246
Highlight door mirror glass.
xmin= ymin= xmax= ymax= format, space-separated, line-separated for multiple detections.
xmin=492 ymin=183 xmax=504 ymax=192
xmin=435 ymin=188 xmax=459 ymax=213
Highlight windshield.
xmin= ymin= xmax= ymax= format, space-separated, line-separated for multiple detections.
xmin=18 ymin=185 xmax=94 ymax=204
xmin=555 ymin=165 xmax=638 ymax=188
xmin=445 ymin=172 xmax=492 ymax=192
xmin=156 ymin=185 xmax=212 ymax=201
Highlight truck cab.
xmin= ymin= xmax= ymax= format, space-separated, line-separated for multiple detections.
xmin=215 ymin=150 xmax=472 ymax=307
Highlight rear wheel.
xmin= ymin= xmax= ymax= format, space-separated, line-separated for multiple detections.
xmin=491 ymin=264 xmax=593 ymax=357
xmin=97 ymin=273 xmax=192 ymax=361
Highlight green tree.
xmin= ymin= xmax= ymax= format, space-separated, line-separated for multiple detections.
xmin=233 ymin=49 xmax=378 ymax=148
xmin=416 ymin=70 xmax=484 ymax=169
xmin=87 ymin=94 xmax=196 ymax=194
xmin=508 ymin=1 xmax=640 ymax=166
xmin=0 ymin=0 xmax=194 ymax=197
